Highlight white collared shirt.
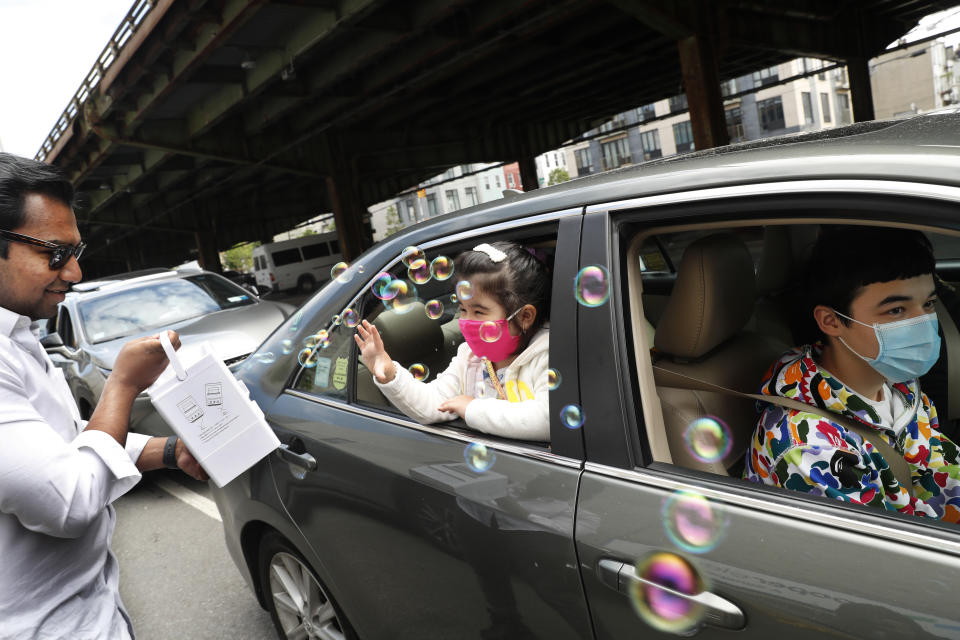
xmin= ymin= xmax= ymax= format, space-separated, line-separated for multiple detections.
xmin=0 ymin=306 xmax=150 ymax=639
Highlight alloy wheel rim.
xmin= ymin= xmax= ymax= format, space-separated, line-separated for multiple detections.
xmin=269 ymin=551 xmax=345 ymax=640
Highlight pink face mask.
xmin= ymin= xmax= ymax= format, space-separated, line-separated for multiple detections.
xmin=459 ymin=308 xmax=523 ymax=362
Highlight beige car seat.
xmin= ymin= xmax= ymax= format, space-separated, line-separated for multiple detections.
xmin=653 ymin=233 xmax=788 ymax=476
xmin=751 ymin=225 xmax=818 ymax=346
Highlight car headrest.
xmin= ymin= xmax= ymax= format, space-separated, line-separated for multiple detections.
xmin=373 ymin=301 xmax=446 ymax=367
xmin=756 ymin=225 xmax=818 ymax=295
xmin=654 ymin=233 xmax=756 ymax=360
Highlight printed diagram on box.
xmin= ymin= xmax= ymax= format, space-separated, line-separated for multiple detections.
xmin=176 ymin=396 xmax=204 ymax=423
xmin=205 ymin=382 xmax=223 ymax=406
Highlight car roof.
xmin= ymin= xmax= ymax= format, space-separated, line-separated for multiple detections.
xmin=67 ymin=268 xmax=224 ymax=299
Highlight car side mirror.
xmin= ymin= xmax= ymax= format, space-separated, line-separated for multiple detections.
xmin=244 ymin=284 xmax=260 ymax=296
xmin=40 ymin=332 xmax=68 ymax=355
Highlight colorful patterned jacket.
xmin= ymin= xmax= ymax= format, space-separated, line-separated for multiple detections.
xmin=743 ymin=344 xmax=960 ymax=522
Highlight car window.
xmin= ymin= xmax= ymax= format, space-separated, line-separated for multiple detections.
xmin=301 ymin=241 xmax=331 ymax=260
xmin=272 ymin=248 xmax=302 ymax=266
xmin=77 ymin=276 xmax=255 ymax=344
xmin=57 ymin=307 xmax=77 ymax=349
xmin=291 ymin=310 xmax=353 ymax=402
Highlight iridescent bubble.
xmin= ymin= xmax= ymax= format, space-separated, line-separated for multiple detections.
xmin=425 ymin=299 xmax=444 ymax=320
xmin=450 ymin=293 xmax=458 ymax=304
xmin=331 ymin=314 xmax=341 ymax=326
xmin=357 ymin=264 xmax=365 ymax=274
xmin=684 ymin=416 xmax=733 ymax=464
xmin=574 ymin=265 xmax=610 ymax=307
xmin=662 ymin=490 xmax=728 ymax=554
xmin=401 ymin=246 xmax=425 ymax=267
xmin=464 ymin=443 xmax=496 ymax=472
xmin=430 ymin=256 xmax=454 ymax=281
xmin=331 ymin=262 xmax=352 ymax=284
xmin=371 ymin=272 xmax=395 ymax=300
xmin=547 ymin=368 xmax=561 ymax=390
xmin=385 ymin=280 xmax=418 ymax=314
xmin=456 ymin=280 xmax=474 ymax=301
xmin=479 ymin=320 xmax=502 ymax=343
xmin=254 ymin=352 xmax=276 ymax=365
xmin=408 ymin=363 xmax=429 ymax=381
xmin=630 ymin=552 xmax=705 ymax=634
xmin=316 ymin=329 xmax=330 ymax=349
xmin=302 ymin=334 xmax=320 ymax=349
xmin=297 ymin=348 xmax=319 ymax=369
xmin=560 ymin=404 xmax=585 ymax=429
xmin=407 ymin=258 xmax=432 ymax=285
xmin=280 ymin=339 xmax=294 ymax=355
xmin=290 ymin=310 xmax=303 ymax=331
xmin=342 ymin=308 xmax=360 ymax=328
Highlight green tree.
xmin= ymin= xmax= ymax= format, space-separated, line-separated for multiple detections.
xmin=298 ymin=228 xmax=319 ymax=237
xmin=221 ymin=241 xmax=258 ymax=272
xmin=384 ymin=204 xmax=404 ymax=237
xmin=547 ymin=168 xmax=570 ymax=186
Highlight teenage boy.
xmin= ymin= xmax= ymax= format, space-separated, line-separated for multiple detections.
xmin=744 ymin=226 xmax=960 ymax=522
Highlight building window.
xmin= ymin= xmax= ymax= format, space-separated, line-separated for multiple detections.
xmin=637 ymin=104 xmax=657 ymax=122
xmin=601 ymin=136 xmax=631 ymax=170
xmin=820 ymin=92 xmax=831 ymax=123
xmin=575 ymin=148 xmax=593 ymax=174
xmin=669 ymin=94 xmax=688 ymax=113
xmin=720 ymin=79 xmax=737 ymax=97
xmin=445 ymin=189 xmax=460 ymax=211
xmin=639 ymin=129 xmax=662 ymax=160
xmin=801 ymin=92 xmax=814 ymax=124
xmin=837 ymin=92 xmax=852 ymax=125
xmin=484 ymin=176 xmax=490 ymax=190
xmin=507 ymin=173 xmax=515 ymax=188
xmin=465 ymin=186 xmax=479 ymax=206
xmin=752 ymin=65 xmax=780 ymax=87
xmin=757 ymin=96 xmax=785 ymax=132
xmin=406 ymin=201 xmax=416 ymax=222
xmin=426 ymin=194 xmax=438 ymax=216
xmin=443 ymin=168 xmax=456 ymax=179
xmin=553 ymin=153 xmax=559 ymax=167
xmin=672 ymin=121 xmax=695 ymax=153
xmin=725 ymin=107 xmax=744 ymax=142
xmin=495 ymin=174 xmax=501 ymax=188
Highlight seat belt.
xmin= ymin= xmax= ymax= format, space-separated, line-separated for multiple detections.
xmin=652 ymin=366 xmax=915 ymax=498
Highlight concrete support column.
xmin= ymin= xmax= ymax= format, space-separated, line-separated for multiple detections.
xmin=194 ymin=230 xmax=222 ymax=273
xmin=517 ymin=155 xmax=539 ymax=192
xmin=677 ymin=33 xmax=729 ymax=150
xmin=846 ymin=56 xmax=875 ymax=122
xmin=323 ymin=132 xmax=371 ymax=262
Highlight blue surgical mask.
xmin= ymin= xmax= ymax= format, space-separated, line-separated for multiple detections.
xmin=833 ymin=309 xmax=941 ymax=383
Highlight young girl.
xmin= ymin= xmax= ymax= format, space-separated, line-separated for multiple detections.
xmin=354 ymin=241 xmax=551 ymax=441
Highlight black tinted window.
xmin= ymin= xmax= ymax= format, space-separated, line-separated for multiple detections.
xmin=301 ymin=242 xmax=331 ymax=260
xmin=272 ymin=248 xmax=302 ymax=266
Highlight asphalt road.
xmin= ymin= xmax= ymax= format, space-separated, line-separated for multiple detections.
xmin=113 ymin=470 xmax=278 ymax=640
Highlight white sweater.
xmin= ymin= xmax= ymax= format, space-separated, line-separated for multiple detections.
xmin=374 ymin=328 xmax=550 ymax=441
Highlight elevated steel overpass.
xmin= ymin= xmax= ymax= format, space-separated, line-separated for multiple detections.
xmin=40 ymin=0 xmax=953 ymax=276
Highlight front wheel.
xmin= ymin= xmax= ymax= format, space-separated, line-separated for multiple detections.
xmin=298 ymin=274 xmax=317 ymax=293
xmin=258 ymin=533 xmax=356 ymax=640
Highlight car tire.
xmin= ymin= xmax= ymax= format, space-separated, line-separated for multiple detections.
xmin=258 ymin=532 xmax=357 ymax=640
xmin=298 ymin=275 xmax=317 ymax=293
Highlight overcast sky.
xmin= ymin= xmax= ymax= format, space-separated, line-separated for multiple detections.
xmin=0 ymin=2 xmax=958 ymax=159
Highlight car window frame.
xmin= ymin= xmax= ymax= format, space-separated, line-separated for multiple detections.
xmin=578 ymin=181 xmax=960 ymax=550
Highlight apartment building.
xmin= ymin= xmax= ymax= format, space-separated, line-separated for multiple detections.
xmin=871 ymin=40 xmax=958 ymax=118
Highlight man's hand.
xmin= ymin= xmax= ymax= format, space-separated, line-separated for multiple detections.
xmin=354 ymin=320 xmax=396 ymax=384
xmin=175 ymin=439 xmax=208 ymax=481
xmin=438 ymin=395 xmax=474 ymax=419
xmin=110 ymin=330 xmax=181 ymax=394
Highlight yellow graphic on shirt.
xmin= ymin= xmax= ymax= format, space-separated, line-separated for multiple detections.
xmin=505 ymin=380 xmax=535 ymax=403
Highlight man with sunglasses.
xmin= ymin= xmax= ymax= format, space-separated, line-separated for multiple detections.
xmin=0 ymin=152 xmax=207 ymax=639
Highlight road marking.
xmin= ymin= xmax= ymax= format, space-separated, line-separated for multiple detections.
xmin=153 ymin=476 xmax=222 ymax=522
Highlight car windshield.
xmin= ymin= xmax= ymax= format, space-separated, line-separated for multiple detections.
xmin=78 ymin=274 xmax=256 ymax=344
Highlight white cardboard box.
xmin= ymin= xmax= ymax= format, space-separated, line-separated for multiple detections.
xmin=148 ymin=335 xmax=279 ymax=487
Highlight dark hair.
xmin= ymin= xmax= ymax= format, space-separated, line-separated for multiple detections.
xmin=454 ymin=241 xmax=551 ymax=335
xmin=798 ymin=225 xmax=935 ymax=342
xmin=0 ymin=152 xmax=75 ymax=258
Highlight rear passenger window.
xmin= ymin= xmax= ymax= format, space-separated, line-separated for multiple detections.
xmin=272 ymin=248 xmax=302 ymax=266
xmin=301 ymin=242 xmax=331 ymax=260
xmin=291 ymin=313 xmax=353 ymax=401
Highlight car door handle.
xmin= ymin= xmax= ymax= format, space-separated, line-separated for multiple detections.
xmin=597 ymin=558 xmax=745 ymax=631
xmin=276 ymin=443 xmax=318 ymax=471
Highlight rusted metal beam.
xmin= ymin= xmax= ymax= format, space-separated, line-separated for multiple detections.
xmin=677 ymin=33 xmax=729 ymax=150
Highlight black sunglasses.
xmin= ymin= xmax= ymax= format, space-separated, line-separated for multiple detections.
xmin=0 ymin=229 xmax=86 ymax=270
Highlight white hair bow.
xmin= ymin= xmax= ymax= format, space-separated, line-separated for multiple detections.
xmin=473 ymin=243 xmax=507 ymax=263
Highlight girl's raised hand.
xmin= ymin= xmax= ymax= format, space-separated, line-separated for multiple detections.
xmin=354 ymin=320 xmax=397 ymax=384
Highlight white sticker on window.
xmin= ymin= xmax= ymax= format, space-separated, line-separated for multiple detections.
xmin=227 ymin=295 xmax=249 ymax=302
xmin=314 ymin=357 xmax=332 ymax=388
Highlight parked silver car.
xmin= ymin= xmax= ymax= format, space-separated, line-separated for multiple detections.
xmin=41 ymin=268 xmax=295 ymax=437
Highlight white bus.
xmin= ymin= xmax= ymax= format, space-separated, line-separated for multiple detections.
xmin=252 ymin=233 xmax=343 ymax=293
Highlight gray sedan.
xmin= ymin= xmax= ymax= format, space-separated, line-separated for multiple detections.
xmin=41 ymin=268 xmax=294 ymax=437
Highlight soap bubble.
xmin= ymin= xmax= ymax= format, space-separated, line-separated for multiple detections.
xmin=407 ymin=258 xmax=431 ymax=285
xmin=479 ymin=320 xmax=502 ymax=343
xmin=297 ymin=348 xmax=319 ymax=368
xmin=342 ymin=308 xmax=360 ymax=328
xmin=371 ymin=272 xmax=395 ymax=300
xmin=401 ymin=246 xmax=425 ymax=267
xmin=280 ymin=339 xmax=294 ymax=355
xmin=630 ymin=552 xmax=705 ymax=634
xmin=560 ymin=404 xmax=585 ymax=429
xmin=464 ymin=443 xmax=496 ymax=472
xmin=684 ymin=416 xmax=732 ymax=464
xmin=430 ymin=256 xmax=454 ymax=281
xmin=356 ymin=264 xmax=365 ymax=274
xmin=290 ymin=310 xmax=303 ymax=331
xmin=662 ymin=490 xmax=728 ymax=554
xmin=302 ymin=334 xmax=320 ymax=348
xmin=315 ymin=330 xmax=330 ymax=349
xmin=574 ymin=265 xmax=610 ymax=307
xmin=456 ymin=280 xmax=474 ymax=301
xmin=450 ymin=293 xmax=458 ymax=304
xmin=425 ymin=299 xmax=444 ymax=320
xmin=547 ymin=368 xmax=561 ymax=390
xmin=331 ymin=314 xmax=341 ymax=326
xmin=254 ymin=352 xmax=276 ymax=365
xmin=331 ymin=262 xmax=352 ymax=284
xmin=408 ymin=363 xmax=429 ymax=381
xmin=385 ymin=280 xmax=418 ymax=314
